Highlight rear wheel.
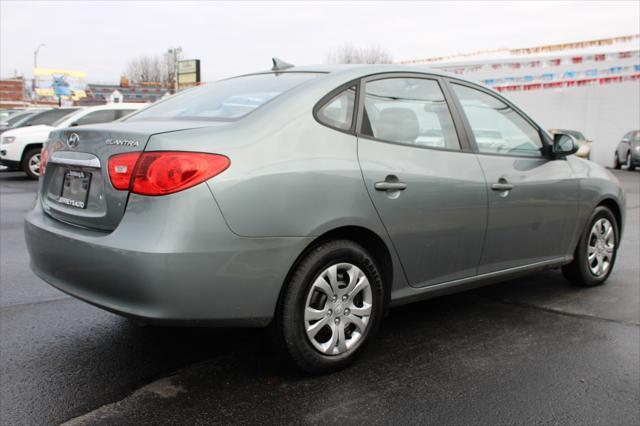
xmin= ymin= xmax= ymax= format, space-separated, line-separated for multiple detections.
xmin=562 ymin=206 xmax=619 ymax=286
xmin=627 ymin=153 xmax=636 ymax=171
xmin=613 ymin=152 xmax=621 ymax=169
xmin=276 ymin=240 xmax=385 ymax=374
xmin=22 ymin=148 xmax=41 ymax=179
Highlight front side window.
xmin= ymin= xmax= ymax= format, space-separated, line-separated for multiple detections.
xmin=361 ymin=77 xmax=460 ymax=150
xmin=126 ymin=72 xmax=321 ymax=122
xmin=452 ymin=83 xmax=543 ymax=157
xmin=74 ymin=110 xmax=118 ymax=126
xmin=316 ymin=86 xmax=356 ymax=131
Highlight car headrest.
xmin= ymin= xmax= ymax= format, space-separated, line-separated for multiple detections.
xmin=376 ymin=107 xmax=419 ymax=143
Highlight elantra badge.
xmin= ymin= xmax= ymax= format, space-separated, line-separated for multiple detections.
xmin=105 ymin=138 xmax=139 ymax=147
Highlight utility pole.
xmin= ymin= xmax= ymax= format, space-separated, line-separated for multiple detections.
xmin=166 ymin=47 xmax=182 ymax=94
xmin=32 ymin=44 xmax=45 ymax=97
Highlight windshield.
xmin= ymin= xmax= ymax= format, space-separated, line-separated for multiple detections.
xmin=5 ymin=111 xmax=37 ymax=127
xmin=126 ymin=72 xmax=321 ymax=122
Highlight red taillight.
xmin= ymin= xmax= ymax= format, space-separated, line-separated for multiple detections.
xmin=108 ymin=152 xmax=142 ymax=190
xmin=39 ymin=148 xmax=49 ymax=177
xmin=108 ymin=151 xmax=230 ymax=195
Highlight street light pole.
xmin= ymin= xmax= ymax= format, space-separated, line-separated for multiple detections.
xmin=167 ymin=47 xmax=182 ymax=94
xmin=32 ymin=43 xmax=45 ymax=97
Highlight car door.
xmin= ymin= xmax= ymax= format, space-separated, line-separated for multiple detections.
xmin=448 ymin=80 xmax=579 ymax=274
xmin=356 ymin=75 xmax=487 ymax=287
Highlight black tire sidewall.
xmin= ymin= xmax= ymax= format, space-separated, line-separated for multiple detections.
xmin=573 ymin=206 xmax=619 ymax=286
xmin=279 ymin=240 xmax=385 ymax=374
xmin=22 ymin=148 xmax=40 ymax=179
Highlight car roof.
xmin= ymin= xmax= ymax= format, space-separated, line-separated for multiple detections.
xmin=80 ymin=103 xmax=144 ymax=111
xmin=240 ymin=63 xmax=463 ymax=81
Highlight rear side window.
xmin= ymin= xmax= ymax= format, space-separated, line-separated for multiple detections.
xmin=126 ymin=73 xmax=321 ymax=122
xmin=26 ymin=108 xmax=78 ymax=126
xmin=116 ymin=109 xmax=136 ymax=119
xmin=316 ymin=86 xmax=356 ymax=131
xmin=361 ymin=77 xmax=460 ymax=150
xmin=74 ymin=110 xmax=118 ymax=126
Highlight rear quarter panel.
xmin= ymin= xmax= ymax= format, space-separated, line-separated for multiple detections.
xmin=144 ymin=94 xmax=410 ymax=293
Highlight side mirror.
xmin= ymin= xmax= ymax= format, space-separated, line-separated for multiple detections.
xmin=553 ymin=133 xmax=578 ymax=157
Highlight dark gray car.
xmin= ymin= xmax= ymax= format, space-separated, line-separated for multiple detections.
xmin=614 ymin=130 xmax=640 ymax=171
xmin=25 ymin=64 xmax=625 ymax=373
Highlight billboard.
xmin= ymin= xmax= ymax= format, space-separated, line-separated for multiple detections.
xmin=33 ymin=68 xmax=87 ymax=101
xmin=177 ymin=60 xmax=200 ymax=88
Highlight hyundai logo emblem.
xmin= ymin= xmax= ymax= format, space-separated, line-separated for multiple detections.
xmin=67 ymin=133 xmax=80 ymax=148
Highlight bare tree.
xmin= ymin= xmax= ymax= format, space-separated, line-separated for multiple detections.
xmin=124 ymin=48 xmax=183 ymax=86
xmin=125 ymin=55 xmax=164 ymax=84
xmin=326 ymin=43 xmax=393 ymax=64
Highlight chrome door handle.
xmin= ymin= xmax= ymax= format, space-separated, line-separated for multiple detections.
xmin=375 ymin=182 xmax=407 ymax=191
xmin=491 ymin=183 xmax=514 ymax=191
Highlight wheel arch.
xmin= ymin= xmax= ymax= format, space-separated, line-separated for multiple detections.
xmin=273 ymin=225 xmax=394 ymax=321
xmin=598 ymin=197 xmax=623 ymax=236
xmin=21 ymin=143 xmax=43 ymax=163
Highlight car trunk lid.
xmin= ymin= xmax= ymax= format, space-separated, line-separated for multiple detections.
xmin=40 ymin=121 xmax=223 ymax=231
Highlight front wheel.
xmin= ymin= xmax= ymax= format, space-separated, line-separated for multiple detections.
xmin=276 ymin=240 xmax=385 ymax=374
xmin=22 ymin=148 xmax=41 ymax=179
xmin=562 ymin=206 xmax=619 ymax=286
xmin=627 ymin=153 xmax=636 ymax=171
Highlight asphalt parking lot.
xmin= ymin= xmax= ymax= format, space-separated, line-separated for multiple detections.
xmin=0 ymin=169 xmax=638 ymax=425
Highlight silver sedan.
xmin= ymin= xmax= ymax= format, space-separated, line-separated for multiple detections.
xmin=25 ymin=62 xmax=625 ymax=373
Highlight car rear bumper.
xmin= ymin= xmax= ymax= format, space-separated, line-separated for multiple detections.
xmin=25 ymin=185 xmax=311 ymax=326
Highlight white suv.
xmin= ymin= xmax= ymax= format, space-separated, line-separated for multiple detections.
xmin=0 ymin=103 xmax=143 ymax=178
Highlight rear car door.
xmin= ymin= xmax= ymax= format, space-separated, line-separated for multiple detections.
xmin=356 ymin=75 xmax=487 ymax=287
xmin=448 ymin=80 xmax=579 ymax=274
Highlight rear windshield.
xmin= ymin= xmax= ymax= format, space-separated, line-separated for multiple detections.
xmin=29 ymin=108 xmax=79 ymax=126
xmin=126 ymin=72 xmax=321 ymax=122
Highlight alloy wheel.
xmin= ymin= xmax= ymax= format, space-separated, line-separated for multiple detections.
xmin=587 ymin=218 xmax=615 ymax=277
xmin=304 ymin=263 xmax=372 ymax=356
xmin=28 ymin=153 xmax=41 ymax=176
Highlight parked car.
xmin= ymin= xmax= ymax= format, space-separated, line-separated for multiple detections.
xmin=25 ymin=63 xmax=625 ymax=374
xmin=548 ymin=128 xmax=591 ymax=159
xmin=0 ymin=108 xmax=26 ymax=124
xmin=613 ymin=130 xmax=640 ymax=171
xmin=0 ymin=108 xmax=52 ymax=135
xmin=1 ymin=103 xmax=142 ymax=178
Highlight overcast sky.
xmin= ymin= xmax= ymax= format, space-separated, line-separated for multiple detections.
xmin=1 ymin=1 xmax=639 ymax=83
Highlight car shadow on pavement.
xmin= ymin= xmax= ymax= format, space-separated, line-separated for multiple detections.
xmin=66 ymin=268 xmax=638 ymax=425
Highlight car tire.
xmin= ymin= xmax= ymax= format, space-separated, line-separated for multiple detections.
xmin=22 ymin=148 xmax=41 ymax=179
xmin=613 ymin=152 xmax=621 ymax=169
xmin=562 ymin=206 xmax=619 ymax=287
xmin=275 ymin=239 xmax=385 ymax=374
xmin=627 ymin=153 xmax=636 ymax=171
